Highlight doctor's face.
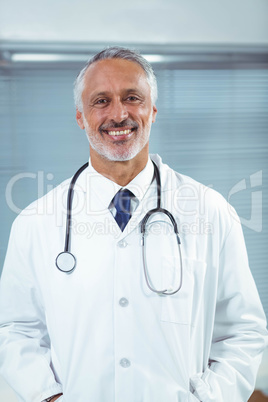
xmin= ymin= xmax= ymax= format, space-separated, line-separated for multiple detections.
xmin=76 ymin=58 xmax=157 ymax=162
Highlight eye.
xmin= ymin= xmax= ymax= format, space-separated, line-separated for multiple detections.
xmin=92 ymin=98 xmax=110 ymax=108
xmin=126 ymin=95 xmax=140 ymax=102
xmin=96 ymin=98 xmax=108 ymax=104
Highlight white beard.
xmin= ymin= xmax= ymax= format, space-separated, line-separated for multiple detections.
xmin=83 ymin=119 xmax=152 ymax=162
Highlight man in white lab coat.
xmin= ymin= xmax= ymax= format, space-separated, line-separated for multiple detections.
xmin=0 ymin=47 xmax=267 ymax=402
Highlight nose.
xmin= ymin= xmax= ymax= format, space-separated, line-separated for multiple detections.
xmin=110 ymin=99 xmax=128 ymax=122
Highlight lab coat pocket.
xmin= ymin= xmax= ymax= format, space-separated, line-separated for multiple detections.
xmin=161 ymin=258 xmax=206 ymax=325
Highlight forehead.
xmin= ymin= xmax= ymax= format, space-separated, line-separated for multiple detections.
xmin=83 ymin=58 xmax=150 ymax=97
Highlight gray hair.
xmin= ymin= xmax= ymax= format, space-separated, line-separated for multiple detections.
xmin=74 ymin=46 xmax=158 ymax=112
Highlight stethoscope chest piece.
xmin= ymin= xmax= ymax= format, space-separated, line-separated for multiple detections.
xmin=56 ymin=251 xmax=76 ymax=273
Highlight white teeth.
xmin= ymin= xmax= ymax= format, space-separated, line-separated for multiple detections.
xmin=107 ymin=129 xmax=131 ymax=136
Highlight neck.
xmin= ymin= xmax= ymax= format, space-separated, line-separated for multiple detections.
xmin=90 ymin=148 xmax=149 ymax=186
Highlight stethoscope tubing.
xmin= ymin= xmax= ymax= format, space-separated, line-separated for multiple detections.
xmin=55 ymin=162 xmax=88 ymax=273
xmin=55 ymin=160 xmax=183 ymax=295
xmin=140 ymin=162 xmax=183 ymax=295
xmin=64 ymin=162 xmax=89 ymax=252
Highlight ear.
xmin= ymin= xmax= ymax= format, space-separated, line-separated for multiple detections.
xmin=152 ymin=105 xmax=157 ymax=123
xmin=76 ymin=109 xmax=85 ymax=130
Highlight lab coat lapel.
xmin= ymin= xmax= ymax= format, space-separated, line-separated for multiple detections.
xmin=121 ymin=156 xmax=175 ymax=239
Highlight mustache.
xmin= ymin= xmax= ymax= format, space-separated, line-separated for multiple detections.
xmin=100 ymin=119 xmax=139 ymax=131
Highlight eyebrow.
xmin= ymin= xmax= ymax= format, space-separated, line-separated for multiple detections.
xmin=91 ymin=91 xmax=109 ymax=99
xmin=90 ymin=88 xmax=143 ymax=99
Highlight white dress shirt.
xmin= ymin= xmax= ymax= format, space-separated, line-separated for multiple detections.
xmin=86 ymin=157 xmax=154 ymax=219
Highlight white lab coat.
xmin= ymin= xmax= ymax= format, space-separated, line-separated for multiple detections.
xmin=0 ymin=154 xmax=267 ymax=402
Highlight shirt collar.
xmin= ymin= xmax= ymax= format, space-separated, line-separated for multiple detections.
xmin=87 ymin=157 xmax=154 ymax=209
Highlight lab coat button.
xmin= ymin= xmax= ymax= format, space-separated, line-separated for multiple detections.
xmin=120 ymin=358 xmax=131 ymax=368
xmin=119 ymin=297 xmax=129 ymax=307
xmin=118 ymin=240 xmax=128 ymax=248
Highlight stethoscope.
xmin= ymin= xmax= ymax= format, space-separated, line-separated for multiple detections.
xmin=55 ymin=161 xmax=183 ymax=295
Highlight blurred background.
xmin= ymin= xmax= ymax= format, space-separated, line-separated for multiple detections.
xmin=0 ymin=0 xmax=267 ymax=400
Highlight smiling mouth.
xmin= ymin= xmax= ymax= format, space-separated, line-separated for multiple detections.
xmin=103 ymin=128 xmax=136 ymax=136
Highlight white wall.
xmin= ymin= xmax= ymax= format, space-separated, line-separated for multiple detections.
xmin=0 ymin=0 xmax=268 ymax=44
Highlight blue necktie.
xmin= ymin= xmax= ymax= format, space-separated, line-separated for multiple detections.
xmin=113 ymin=189 xmax=134 ymax=231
